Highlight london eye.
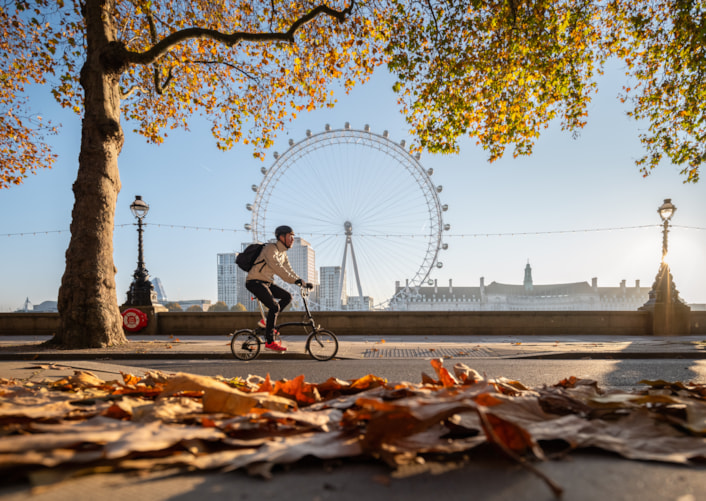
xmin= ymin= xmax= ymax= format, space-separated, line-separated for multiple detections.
xmin=245 ymin=124 xmax=449 ymax=309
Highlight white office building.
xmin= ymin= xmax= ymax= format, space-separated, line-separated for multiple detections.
xmin=232 ymin=243 xmax=258 ymax=312
xmin=217 ymin=253 xmax=238 ymax=308
xmin=319 ymin=266 xmax=346 ymax=310
xmin=288 ymin=237 xmax=317 ymax=283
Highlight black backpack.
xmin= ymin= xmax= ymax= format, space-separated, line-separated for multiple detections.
xmin=235 ymin=243 xmax=266 ymax=272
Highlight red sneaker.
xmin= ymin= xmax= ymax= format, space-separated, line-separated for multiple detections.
xmin=265 ymin=341 xmax=287 ymax=352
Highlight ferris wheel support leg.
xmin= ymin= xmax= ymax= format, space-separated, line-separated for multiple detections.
xmin=339 ymin=239 xmax=349 ymax=307
xmin=348 ymin=237 xmax=364 ymax=298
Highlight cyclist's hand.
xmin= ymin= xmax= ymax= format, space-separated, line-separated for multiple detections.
xmin=305 ymin=282 xmax=314 ymax=290
xmin=295 ymin=279 xmax=303 ymax=286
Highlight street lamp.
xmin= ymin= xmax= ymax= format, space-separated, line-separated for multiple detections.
xmin=640 ymin=198 xmax=688 ymax=317
xmin=657 ymin=198 xmax=676 ymax=262
xmin=124 ymin=195 xmax=156 ymax=306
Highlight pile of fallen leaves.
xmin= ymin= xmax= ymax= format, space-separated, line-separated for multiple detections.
xmin=1 ymin=359 xmax=706 ymax=496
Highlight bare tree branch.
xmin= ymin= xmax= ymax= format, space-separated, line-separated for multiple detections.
xmin=142 ymin=4 xmax=173 ymax=94
xmin=270 ymin=0 xmax=277 ymax=31
xmin=121 ymin=84 xmax=148 ymax=99
xmin=425 ymin=0 xmax=439 ymax=33
xmin=191 ymin=59 xmax=261 ymax=83
xmin=123 ymin=2 xmax=356 ymax=66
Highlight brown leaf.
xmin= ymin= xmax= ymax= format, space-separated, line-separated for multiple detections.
xmin=349 ymin=374 xmax=386 ymax=391
xmin=53 ymin=371 xmax=106 ymax=389
xmin=272 ymin=375 xmax=321 ymax=405
xmin=162 ymin=373 xmax=293 ymax=415
xmin=430 ymin=358 xmax=458 ymax=387
xmin=453 ymin=363 xmax=484 ymax=385
xmin=481 ymin=411 xmax=542 ymax=457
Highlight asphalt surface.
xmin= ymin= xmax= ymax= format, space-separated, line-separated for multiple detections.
xmin=1 ymin=334 xmax=705 ymax=501
xmin=1 ymin=333 xmax=706 ymax=363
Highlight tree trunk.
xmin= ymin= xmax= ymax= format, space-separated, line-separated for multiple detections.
xmin=52 ymin=0 xmax=127 ymax=348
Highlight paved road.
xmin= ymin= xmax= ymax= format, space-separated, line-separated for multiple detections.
xmin=121 ymin=358 xmax=706 ymax=390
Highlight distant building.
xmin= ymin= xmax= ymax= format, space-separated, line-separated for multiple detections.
xmin=346 ymin=295 xmax=374 ymax=311
xmin=235 ymin=243 xmax=259 ymax=312
xmin=152 ymin=277 xmax=168 ymax=303
xmin=33 ymin=300 xmax=58 ymax=312
xmin=217 ymin=253 xmax=238 ymax=307
xmin=15 ymin=298 xmax=58 ymax=313
xmin=319 ymin=266 xmax=346 ymax=310
xmin=275 ymin=237 xmax=317 ymax=310
xmin=172 ymin=299 xmax=212 ymax=311
xmin=391 ymin=262 xmax=651 ymax=311
xmin=288 ymin=237 xmax=317 ymax=284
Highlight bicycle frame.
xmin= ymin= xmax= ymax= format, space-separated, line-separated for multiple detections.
xmin=257 ymin=286 xmax=317 ymax=334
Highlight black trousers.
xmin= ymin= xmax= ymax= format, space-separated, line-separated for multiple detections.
xmin=245 ymin=280 xmax=292 ymax=343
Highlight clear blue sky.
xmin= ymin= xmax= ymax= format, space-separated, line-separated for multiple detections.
xmin=1 ymin=60 xmax=705 ymax=311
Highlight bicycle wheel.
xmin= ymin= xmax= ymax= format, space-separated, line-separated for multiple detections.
xmin=230 ymin=329 xmax=261 ymax=360
xmin=305 ymin=329 xmax=339 ymax=361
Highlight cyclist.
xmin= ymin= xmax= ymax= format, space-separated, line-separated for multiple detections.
xmin=245 ymin=225 xmax=313 ymax=351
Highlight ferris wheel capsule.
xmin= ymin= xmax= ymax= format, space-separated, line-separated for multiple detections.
xmin=251 ymin=185 xmax=258 ymax=192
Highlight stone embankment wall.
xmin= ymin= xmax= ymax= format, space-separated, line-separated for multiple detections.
xmin=2 ymin=311 xmax=705 ymax=336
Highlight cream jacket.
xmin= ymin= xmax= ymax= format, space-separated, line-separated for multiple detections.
xmin=245 ymin=240 xmax=300 ymax=284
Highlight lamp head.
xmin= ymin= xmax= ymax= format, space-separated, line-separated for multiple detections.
xmin=130 ymin=195 xmax=149 ymax=219
xmin=657 ymin=198 xmax=676 ymax=222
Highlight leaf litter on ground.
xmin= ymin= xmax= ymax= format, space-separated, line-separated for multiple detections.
xmin=1 ymin=359 xmax=706 ymax=498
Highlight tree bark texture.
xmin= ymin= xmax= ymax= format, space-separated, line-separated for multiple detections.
xmin=54 ymin=0 xmax=127 ymax=348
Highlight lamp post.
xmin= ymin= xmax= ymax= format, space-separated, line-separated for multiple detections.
xmin=124 ymin=195 xmax=156 ymax=306
xmin=640 ymin=199 xmax=690 ymax=334
xmin=657 ymin=198 xmax=676 ymax=262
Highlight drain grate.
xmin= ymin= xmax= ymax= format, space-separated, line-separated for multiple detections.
xmin=362 ymin=346 xmax=495 ymax=359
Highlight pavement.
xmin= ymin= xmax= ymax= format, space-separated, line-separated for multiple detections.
xmin=1 ymin=334 xmax=706 ymax=501
xmin=1 ymin=333 xmax=705 ymax=382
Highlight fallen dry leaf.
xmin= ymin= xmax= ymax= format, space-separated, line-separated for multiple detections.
xmin=1 ymin=359 xmax=705 ymax=499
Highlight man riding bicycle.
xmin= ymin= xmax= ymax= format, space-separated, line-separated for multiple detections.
xmin=245 ymin=225 xmax=313 ymax=351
